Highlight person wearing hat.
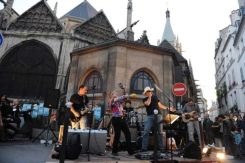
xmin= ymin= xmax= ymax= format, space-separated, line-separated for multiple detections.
xmin=141 ymin=86 xmax=169 ymax=152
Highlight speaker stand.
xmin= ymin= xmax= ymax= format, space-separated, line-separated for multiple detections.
xmin=32 ymin=108 xmax=58 ymax=146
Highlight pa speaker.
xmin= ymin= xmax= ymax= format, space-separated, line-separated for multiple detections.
xmin=183 ymin=141 xmax=202 ymax=160
xmin=44 ymin=89 xmax=60 ymax=109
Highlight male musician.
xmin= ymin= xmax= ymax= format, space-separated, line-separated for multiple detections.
xmin=182 ymin=97 xmax=202 ymax=146
xmin=69 ymin=85 xmax=89 ymax=129
xmin=141 ymin=86 xmax=169 ymax=152
xmin=123 ymin=100 xmax=134 ymax=123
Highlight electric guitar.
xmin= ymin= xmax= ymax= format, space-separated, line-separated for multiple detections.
xmin=182 ymin=111 xmax=199 ymax=123
xmin=65 ymin=100 xmax=93 ymax=123
xmin=70 ymin=106 xmax=95 ymax=123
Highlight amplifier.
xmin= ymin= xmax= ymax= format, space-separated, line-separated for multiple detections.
xmin=68 ymin=129 xmax=107 ymax=154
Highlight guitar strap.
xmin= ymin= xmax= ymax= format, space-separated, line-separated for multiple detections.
xmin=81 ymin=95 xmax=87 ymax=111
xmin=82 ymin=95 xmax=85 ymax=111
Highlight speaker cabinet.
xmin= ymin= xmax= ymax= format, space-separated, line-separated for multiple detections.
xmin=183 ymin=141 xmax=202 ymax=159
xmin=68 ymin=129 xmax=107 ymax=154
xmin=44 ymin=89 xmax=60 ymax=109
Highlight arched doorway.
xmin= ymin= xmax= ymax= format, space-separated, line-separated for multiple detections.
xmin=0 ymin=40 xmax=57 ymax=99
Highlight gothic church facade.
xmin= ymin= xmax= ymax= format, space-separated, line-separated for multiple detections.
xmin=0 ymin=0 xmax=194 ymax=108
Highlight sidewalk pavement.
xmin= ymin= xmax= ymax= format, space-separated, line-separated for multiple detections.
xmin=0 ymin=140 xmax=52 ymax=163
xmin=0 ymin=139 xmax=245 ymax=163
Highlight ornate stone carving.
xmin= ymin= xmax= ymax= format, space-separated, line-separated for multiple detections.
xmin=9 ymin=1 xmax=62 ymax=33
xmin=137 ymin=30 xmax=150 ymax=45
xmin=75 ymin=12 xmax=117 ymax=42
xmin=0 ymin=0 xmax=14 ymax=29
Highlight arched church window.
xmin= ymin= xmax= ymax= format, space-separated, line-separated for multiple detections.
xmin=84 ymin=71 xmax=103 ymax=93
xmin=130 ymin=71 xmax=155 ymax=94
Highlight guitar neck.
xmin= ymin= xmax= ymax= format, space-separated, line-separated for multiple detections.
xmin=81 ymin=107 xmax=91 ymax=114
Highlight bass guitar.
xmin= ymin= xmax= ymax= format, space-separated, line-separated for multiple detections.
xmin=182 ymin=111 xmax=199 ymax=123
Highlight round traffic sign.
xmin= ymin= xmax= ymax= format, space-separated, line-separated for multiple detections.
xmin=172 ymin=82 xmax=187 ymax=96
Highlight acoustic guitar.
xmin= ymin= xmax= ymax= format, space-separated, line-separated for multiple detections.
xmin=182 ymin=111 xmax=199 ymax=123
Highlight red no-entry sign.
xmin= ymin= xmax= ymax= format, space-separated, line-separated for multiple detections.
xmin=172 ymin=82 xmax=187 ymax=96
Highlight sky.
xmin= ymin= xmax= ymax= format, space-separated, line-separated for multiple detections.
xmin=2 ymin=0 xmax=239 ymax=107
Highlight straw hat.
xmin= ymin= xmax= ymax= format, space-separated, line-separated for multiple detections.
xmin=143 ymin=86 xmax=154 ymax=95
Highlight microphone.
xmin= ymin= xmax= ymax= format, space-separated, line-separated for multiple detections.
xmin=154 ymin=109 xmax=158 ymax=115
xmin=65 ymin=102 xmax=72 ymax=108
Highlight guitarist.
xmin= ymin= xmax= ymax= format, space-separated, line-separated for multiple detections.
xmin=182 ymin=97 xmax=202 ymax=147
xmin=69 ymin=85 xmax=89 ymax=129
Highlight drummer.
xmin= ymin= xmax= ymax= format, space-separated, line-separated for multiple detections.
xmin=123 ymin=100 xmax=134 ymax=120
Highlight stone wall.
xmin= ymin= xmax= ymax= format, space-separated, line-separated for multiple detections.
xmin=67 ymin=41 xmax=175 ymax=107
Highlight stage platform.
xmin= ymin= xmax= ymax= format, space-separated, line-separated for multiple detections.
xmin=46 ymin=149 xmax=219 ymax=163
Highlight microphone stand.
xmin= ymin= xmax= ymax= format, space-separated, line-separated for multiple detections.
xmin=87 ymin=85 xmax=96 ymax=161
xmin=154 ymin=84 xmax=174 ymax=162
xmin=153 ymin=109 xmax=159 ymax=162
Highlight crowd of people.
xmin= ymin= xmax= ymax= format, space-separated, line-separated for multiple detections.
xmin=0 ymin=95 xmax=32 ymax=141
xmin=0 ymin=95 xmax=21 ymax=140
xmin=202 ymin=111 xmax=245 ymax=158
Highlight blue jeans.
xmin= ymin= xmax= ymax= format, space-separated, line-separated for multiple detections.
xmin=141 ymin=114 xmax=164 ymax=151
xmin=187 ymin=120 xmax=202 ymax=146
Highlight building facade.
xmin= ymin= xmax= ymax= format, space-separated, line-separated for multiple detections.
xmin=215 ymin=0 xmax=245 ymax=114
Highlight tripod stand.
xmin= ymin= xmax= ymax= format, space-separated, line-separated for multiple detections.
xmin=32 ymin=108 xmax=58 ymax=146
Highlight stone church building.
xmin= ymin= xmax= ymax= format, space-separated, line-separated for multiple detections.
xmin=0 ymin=0 xmax=196 ymax=109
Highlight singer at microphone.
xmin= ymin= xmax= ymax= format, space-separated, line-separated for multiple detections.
xmin=140 ymin=86 xmax=170 ymax=153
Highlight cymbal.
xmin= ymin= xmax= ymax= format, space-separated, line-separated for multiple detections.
xmin=135 ymin=105 xmax=145 ymax=109
xmin=137 ymin=112 xmax=147 ymax=115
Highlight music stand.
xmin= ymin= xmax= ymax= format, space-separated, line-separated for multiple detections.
xmin=32 ymin=107 xmax=58 ymax=146
xmin=164 ymin=114 xmax=179 ymax=125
